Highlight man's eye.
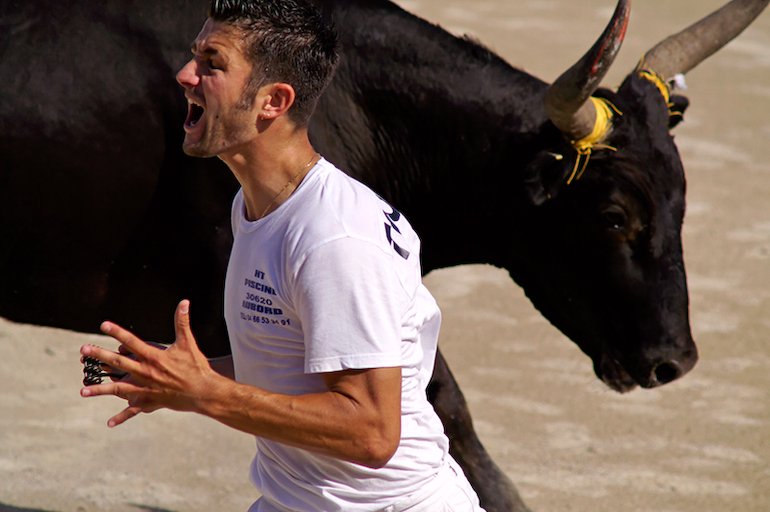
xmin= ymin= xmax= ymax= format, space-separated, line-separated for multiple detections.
xmin=209 ymin=60 xmax=222 ymax=71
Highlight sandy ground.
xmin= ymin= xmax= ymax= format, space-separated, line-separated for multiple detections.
xmin=2 ymin=1 xmax=769 ymax=511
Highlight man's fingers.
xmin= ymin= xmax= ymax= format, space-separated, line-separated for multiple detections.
xmin=81 ymin=305 xmax=196 ymax=427
xmin=173 ymin=299 xmax=193 ymax=348
xmin=100 ymin=321 xmax=154 ymax=360
xmin=108 ymin=406 xmax=142 ymax=428
xmin=81 ymin=343 xmax=142 ymax=377
xmin=81 ymin=382 xmax=151 ymax=427
xmin=80 ymin=380 xmax=143 ymax=399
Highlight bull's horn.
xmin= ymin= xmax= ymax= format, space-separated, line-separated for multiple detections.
xmin=642 ymin=0 xmax=770 ymax=79
xmin=544 ymin=0 xmax=631 ymax=141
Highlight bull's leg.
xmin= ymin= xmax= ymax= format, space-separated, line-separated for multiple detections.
xmin=428 ymin=349 xmax=532 ymax=512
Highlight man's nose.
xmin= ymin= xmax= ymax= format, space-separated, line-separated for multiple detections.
xmin=176 ymin=59 xmax=199 ymax=88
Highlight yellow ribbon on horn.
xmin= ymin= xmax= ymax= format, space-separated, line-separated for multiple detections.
xmin=635 ymin=55 xmax=676 ymax=108
xmin=566 ymin=96 xmax=620 ymax=184
xmin=637 ymin=68 xmax=671 ymax=105
xmin=636 ymin=59 xmax=690 ymax=126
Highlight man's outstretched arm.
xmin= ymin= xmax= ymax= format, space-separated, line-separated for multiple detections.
xmin=79 ymin=300 xmax=401 ymax=468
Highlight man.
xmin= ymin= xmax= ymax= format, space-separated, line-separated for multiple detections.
xmin=80 ymin=0 xmax=484 ymax=510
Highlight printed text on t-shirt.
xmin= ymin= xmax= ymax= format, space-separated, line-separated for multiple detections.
xmin=240 ymin=268 xmax=287 ymax=325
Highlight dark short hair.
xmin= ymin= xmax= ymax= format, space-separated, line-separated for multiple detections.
xmin=208 ymin=0 xmax=340 ymax=126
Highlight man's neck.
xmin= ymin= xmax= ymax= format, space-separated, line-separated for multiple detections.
xmin=221 ymin=126 xmax=318 ymax=222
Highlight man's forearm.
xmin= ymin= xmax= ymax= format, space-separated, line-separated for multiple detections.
xmin=194 ymin=367 xmax=401 ymax=468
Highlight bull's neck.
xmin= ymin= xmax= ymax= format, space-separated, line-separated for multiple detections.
xmin=365 ymin=113 xmax=559 ymax=275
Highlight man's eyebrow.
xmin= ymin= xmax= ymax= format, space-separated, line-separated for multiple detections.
xmin=190 ymin=41 xmax=219 ymax=56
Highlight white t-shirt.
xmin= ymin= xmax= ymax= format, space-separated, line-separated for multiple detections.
xmin=224 ymin=158 xmax=450 ymax=511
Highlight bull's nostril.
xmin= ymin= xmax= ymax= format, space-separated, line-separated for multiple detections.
xmin=653 ymin=360 xmax=682 ymax=385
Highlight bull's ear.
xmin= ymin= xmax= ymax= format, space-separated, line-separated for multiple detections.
xmin=668 ymin=94 xmax=689 ymax=129
xmin=523 ymin=150 xmax=571 ymax=206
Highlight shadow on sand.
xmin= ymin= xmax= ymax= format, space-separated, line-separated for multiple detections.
xmin=0 ymin=503 xmax=176 ymax=512
xmin=0 ymin=504 xmax=52 ymax=512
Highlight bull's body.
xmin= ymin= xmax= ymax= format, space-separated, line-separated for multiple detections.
xmin=2 ymin=0 xmax=767 ymax=510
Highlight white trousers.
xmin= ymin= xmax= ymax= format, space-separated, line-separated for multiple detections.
xmin=249 ymin=456 xmax=486 ymax=512
xmin=381 ymin=457 xmax=486 ymax=512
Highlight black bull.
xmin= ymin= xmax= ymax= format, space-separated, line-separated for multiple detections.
xmin=1 ymin=0 xmax=768 ymax=511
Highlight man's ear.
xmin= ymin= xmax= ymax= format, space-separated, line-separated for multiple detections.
xmin=258 ymin=83 xmax=296 ymax=120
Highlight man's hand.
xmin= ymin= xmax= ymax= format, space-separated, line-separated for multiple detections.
xmin=80 ymin=300 xmax=218 ymax=427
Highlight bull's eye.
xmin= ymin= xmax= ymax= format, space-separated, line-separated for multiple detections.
xmin=602 ymin=208 xmax=627 ymax=230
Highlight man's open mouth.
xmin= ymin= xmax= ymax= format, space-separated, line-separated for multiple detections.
xmin=185 ymin=100 xmax=205 ymax=128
